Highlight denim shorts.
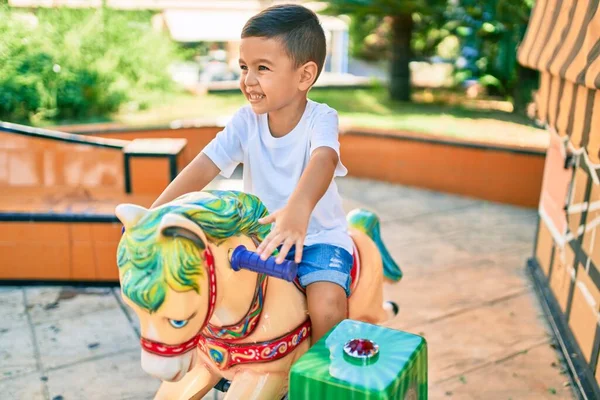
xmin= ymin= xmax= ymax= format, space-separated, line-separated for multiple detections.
xmin=282 ymin=244 xmax=353 ymax=297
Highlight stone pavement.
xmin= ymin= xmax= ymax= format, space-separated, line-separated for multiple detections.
xmin=0 ymin=177 xmax=576 ymax=399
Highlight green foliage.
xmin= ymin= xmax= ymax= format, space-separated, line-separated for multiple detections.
xmin=412 ymin=11 xmax=456 ymax=59
xmin=443 ymin=0 xmax=534 ymax=96
xmin=326 ymin=0 xmax=447 ymax=61
xmin=0 ymin=6 xmax=181 ymax=124
xmin=324 ymin=0 xmax=447 ymax=101
xmin=327 ymin=0 xmax=536 ymax=103
xmin=325 ymin=0 xmax=446 ymax=16
xmin=348 ymin=14 xmax=391 ymax=60
xmin=327 ymin=0 xmax=448 ymax=62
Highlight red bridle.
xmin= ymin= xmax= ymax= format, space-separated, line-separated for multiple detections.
xmin=140 ymin=247 xmax=217 ymax=357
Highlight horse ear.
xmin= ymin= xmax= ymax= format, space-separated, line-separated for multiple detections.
xmin=115 ymin=204 xmax=148 ymax=230
xmin=158 ymin=213 xmax=207 ymax=250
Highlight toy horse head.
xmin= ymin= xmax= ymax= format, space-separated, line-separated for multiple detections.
xmin=115 ymin=191 xmax=270 ymax=382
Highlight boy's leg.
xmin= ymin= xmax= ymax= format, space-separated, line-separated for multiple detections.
xmin=306 ymin=281 xmax=347 ymax=344
xmin=289 ymin=244 xmax=353 ymax=344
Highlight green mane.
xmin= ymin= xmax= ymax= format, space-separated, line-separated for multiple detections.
xmin=117 ymin=190 xmax=270 ymax=312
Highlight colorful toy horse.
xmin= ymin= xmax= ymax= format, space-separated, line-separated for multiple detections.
xmin=115 ymin=190 xmax=401 ymax=400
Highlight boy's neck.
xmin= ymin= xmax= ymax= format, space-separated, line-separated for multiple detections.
xmin=267 ymin=96 xmax=308 ymax=138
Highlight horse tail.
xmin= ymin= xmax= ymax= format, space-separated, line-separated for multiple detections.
xmin=347 ymin=209 xmax=402 ymax=282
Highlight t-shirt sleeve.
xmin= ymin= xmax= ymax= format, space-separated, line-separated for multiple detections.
xmin=309 ymin=107 xmax=348 ymax=177
xmin=202 ymin=108 xmax=247 ymax=178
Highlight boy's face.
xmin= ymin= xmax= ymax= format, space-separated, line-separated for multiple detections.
xmin=239 ymin=37 xmax=305 ymax=115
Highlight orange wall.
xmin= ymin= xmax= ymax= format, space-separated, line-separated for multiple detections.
xmin=128 ymin=157 xmax=176 ymax=196
xmin=92 ymin=127 xmax=221 ymax=167
xmin=0 ymin=131 xmax=124 ymax=191
xmin=340 ymin=133 xmax=544 ymax=207
xmin=0 ymin=127 xmax=188 ymax=282
xmin=0 ymin=124 xmax=546 ymax=282
xmin=0 ymin=221 xmax=121 ymax=281
xmin=89 ymin=126 xmax=546 ymax=208
xmin=0 ymin=129 xmax=190 ymax=197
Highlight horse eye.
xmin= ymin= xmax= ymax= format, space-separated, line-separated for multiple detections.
xmin=169 ymin=319 xmax=189 ymax=329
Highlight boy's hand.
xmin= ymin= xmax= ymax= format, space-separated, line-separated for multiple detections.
xmin=255 ymin=148 xmax=338 ymax=265
xmin=256 ymin=205 xmax=310 ymax=264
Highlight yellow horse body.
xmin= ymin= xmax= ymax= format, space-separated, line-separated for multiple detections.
xmin=115 ymin=190 xmax=400 ymax=400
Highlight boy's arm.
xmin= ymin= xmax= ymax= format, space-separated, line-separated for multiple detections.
xmin=257 ymin=146 xmax=338 ymax=263
xmin=150 ymin=152 xmax=220 ymax=209
xmin=288 ymin=146 xmax=338 ymax=219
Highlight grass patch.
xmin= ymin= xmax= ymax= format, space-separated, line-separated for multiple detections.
xmin=53 ymin=85 xmax=548 ymax=148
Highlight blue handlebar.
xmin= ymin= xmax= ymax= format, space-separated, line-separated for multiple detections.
xmin=230 ymin=245 xmax=298 ymax=282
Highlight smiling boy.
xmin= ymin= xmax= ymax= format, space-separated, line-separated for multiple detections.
xmin=151 ymin=4 xmax=352 ymax=344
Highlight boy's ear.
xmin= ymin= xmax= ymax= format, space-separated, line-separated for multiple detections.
xmin=298 ymin=61 xmax=319 ymax=91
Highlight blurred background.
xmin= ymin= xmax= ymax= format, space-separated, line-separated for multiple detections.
xmin=0 ymin=0 xmax=541 ymax=145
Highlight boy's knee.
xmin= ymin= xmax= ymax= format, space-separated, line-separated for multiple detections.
xmin=307 ymin=282 xmax=346 ymax=317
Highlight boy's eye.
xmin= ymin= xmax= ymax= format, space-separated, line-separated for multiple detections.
xmin=240 ymin=65 xmax=248 ymax=71
xmin=258 ymin=65 xmax=270 ymax=71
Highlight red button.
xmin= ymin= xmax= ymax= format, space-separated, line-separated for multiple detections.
xmin=343 ymin=338 xmax=379 ymax=363
xmin=347 ymin=339 xmax=375 ymax=355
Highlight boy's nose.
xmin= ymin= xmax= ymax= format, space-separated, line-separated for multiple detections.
xmin=244 ymin=71 xmax=258 ymax=87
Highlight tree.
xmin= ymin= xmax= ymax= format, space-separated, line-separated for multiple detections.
xmin=325 ymin=0 xmax=446 ymax=102
xmin=444 ymin=0 xmax=535 ymax=111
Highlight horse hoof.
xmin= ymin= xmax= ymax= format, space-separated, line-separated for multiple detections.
xmin=214 ymin=378 xmax=230 ymax=392
xmin=384 ymin=301 xmax=399 ymax=316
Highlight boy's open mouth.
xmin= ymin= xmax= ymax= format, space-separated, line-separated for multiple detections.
xmin=248 ymin=93 xmax=265 ymax=103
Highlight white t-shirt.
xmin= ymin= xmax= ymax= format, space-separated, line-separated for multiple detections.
xmin=202 ymin=100 xmax=353 ymax=254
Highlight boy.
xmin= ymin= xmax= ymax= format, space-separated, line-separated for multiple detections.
xmin=151 ymin=4 xmax=352 ymax=344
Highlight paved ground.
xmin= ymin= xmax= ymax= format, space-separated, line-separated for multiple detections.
xmin=0 ymin=176 xmax=575 ymax=399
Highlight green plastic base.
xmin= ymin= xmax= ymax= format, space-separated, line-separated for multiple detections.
xmin=289 ymin=319 xmax=427 ymax=399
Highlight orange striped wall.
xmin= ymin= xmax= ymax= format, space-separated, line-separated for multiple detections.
xmin=518 ymin=0 xmax=600 ymax=391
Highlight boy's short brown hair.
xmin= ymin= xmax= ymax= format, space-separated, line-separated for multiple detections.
xmin=242 ymin=4 xmax=327 ymax=82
